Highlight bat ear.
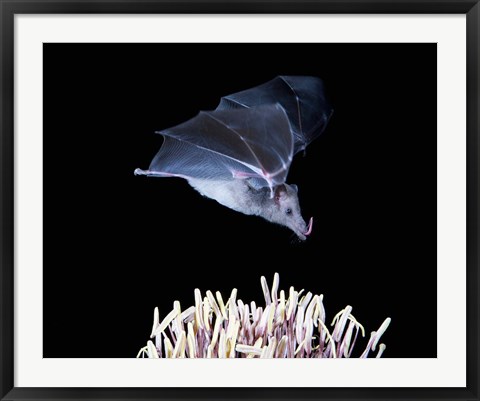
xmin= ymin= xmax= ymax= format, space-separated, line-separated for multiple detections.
xmin=291 ymin=184 xmax=298 ymax=193
xmin=274 ymin=185 xmax=287 ymax=205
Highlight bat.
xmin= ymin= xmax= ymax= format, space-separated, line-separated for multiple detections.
xmin=135 ymin=76 xmax=333 ymax=240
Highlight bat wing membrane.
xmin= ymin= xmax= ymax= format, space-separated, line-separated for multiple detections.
xmin=139 ymin=104 xmax=293 ymax=190
xmin=217 ymin=76 xmax=333 ymax=155
xmin=136 ymin=76 xmax=333 ymax=190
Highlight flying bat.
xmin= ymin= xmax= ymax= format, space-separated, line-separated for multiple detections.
xmin=135 ymin=76 xmax=333 ymax=240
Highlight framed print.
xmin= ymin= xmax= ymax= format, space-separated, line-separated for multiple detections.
xmin=1 ymin=1 xmax=479 ymax=401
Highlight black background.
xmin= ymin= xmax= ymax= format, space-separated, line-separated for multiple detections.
xmin=43 ymin=43 xmax=436 ymax=358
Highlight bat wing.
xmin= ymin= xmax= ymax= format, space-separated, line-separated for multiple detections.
xmin=135 ymin=104 xmax=294 ymax=191
xmin=217 ymin=76 xmax=333 ymax=155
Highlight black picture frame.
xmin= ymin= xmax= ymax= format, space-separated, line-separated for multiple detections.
xmin=1 ymin=1 xmax=478 ymax=400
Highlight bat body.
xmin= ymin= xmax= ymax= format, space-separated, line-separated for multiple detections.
xmin=188 ymin=178 xmax=310 ymax=240
xmin=135 ymin=76 xmax=333 ymax=240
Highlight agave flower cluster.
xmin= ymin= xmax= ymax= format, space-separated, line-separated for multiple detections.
xmin=138 ymin=273 xmax=390 ymax=358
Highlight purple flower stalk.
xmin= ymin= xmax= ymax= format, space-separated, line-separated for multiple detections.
xmin=137 ymin=273 xmax=390 ymax=358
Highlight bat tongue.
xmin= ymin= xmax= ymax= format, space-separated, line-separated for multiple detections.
xmin=304 ymin=217 xmax=313 ymax=236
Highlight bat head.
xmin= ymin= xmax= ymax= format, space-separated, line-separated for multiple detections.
xmin=272 ymin=184 xmax=313 ymax=241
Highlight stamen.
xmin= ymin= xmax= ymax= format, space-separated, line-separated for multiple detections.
xmin=136 ymin=346 xmax=148 ymax=358
xmin=203 ymin=297 xmax=211 ymax=331
xmin=276 ymin=335 xmax=288 ymax=358
xmin=271 ymin=272 xmax=280 ymax=304
xmin=267 ymin=303 xmax=276 ymax=334
xmin=150 ymin=307 xmax=159 ymax=338
xmin=236 ymin=344 xmax=263 ymax=355
xmin=218 ymin=329 xmax=227 ymax=358
xmin=138 ymin=274 xmax=389 ymax=359
xmin=318 ymin=319 xmax=337 ymax=358
xmin=286 ymin=287 xmax=297 ymax=320
xmin=207 ymin=290 xmax=221 ymax=318
xmin=266 ymin=336 xmax=277 ymax=358
xmin=376 ymin=343 xmax=386 ymax=358
xmin=210 ymin=315 xmax=224 ymax=349
xmin=194 ymin=289 xmax=204 ymax=330
xmin=187 ymin=324 xmax=196 ymax=358
xmin=147 ymin=340 xmax=159 ymax=358
xmin=152 ymin=303 xmax=180 ymax=337
xmin=163 ymin=337 xmax=173 ymax=358
xmin=372 ymin=318 xmax=391 ymax=351
xmin=299 ymin=291 xmax=313 ymax=310
xmin=333 ymin=305 xmax=352 ymax=342
xmin=261 ymin=276 xmax=272 ymax=305
xmin=216 ymin=291 xmax=228 ymax=320
xmin=172 ymin=331 xmax=186 ymax=358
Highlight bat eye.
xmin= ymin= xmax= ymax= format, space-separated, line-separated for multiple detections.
xmin=285 ymin=208 xmax=292 ymax=215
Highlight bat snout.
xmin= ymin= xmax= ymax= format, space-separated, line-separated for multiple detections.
xmin=290 ymin=216 xmax=313 ymax=241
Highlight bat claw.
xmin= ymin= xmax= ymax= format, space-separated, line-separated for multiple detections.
xmin=134 ymin=168 xmax=149 ymax=176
